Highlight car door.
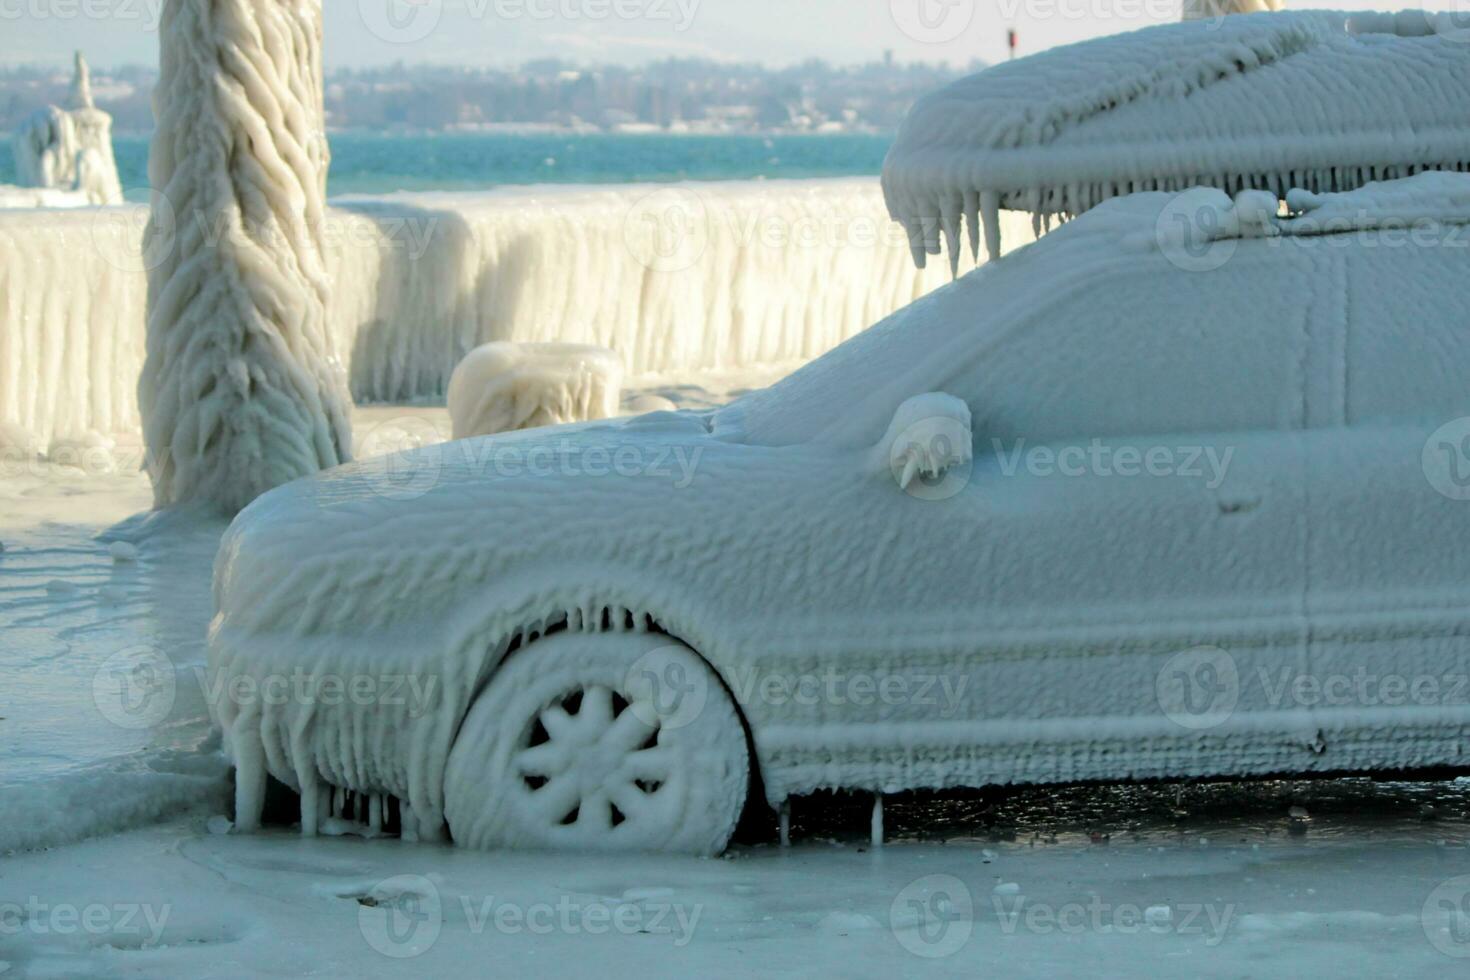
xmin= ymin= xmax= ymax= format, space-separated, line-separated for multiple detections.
xmin=902 ymin=239 xmax=1324 ymax=784
xmin=1299 ymin=234 xmax=1470 ymax=770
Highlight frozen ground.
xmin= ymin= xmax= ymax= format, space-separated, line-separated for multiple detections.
xmin=3 ymin=779 xmax=1470 ymax=977
xmin=4 ymin=372 xmax=1470 ymax=977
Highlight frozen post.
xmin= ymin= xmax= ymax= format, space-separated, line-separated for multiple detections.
xmin=871 ymin=794 xmax=885 ymax=848
xmin=779 ymin=801 xmax=791 ymax=847
xmin=140 ymin=0 xmax=353 ymax=515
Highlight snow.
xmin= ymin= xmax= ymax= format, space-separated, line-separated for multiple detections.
xmin=138 ymin=0 xmax=353 ymax=515
xmin=447 ymin=342 xmax=623 ymax=439
xmin=882 ymin=10 xmax=1470 ymax=266
xmin=0 ymin=179 xmax=1031 ymax=451
xmin=205 ymin=172 xmax=1470 ymax=841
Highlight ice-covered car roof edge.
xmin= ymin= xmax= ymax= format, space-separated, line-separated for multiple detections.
xmin=882 ymin=10 xmax=1470 ymax=271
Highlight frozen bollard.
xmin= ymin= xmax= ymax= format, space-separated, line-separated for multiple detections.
xmin=448 ymin=342 xmax=624 ymax=439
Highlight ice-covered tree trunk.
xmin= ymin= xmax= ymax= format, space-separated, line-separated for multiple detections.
xmin=140 ymin=0 xmax=352 ymax=515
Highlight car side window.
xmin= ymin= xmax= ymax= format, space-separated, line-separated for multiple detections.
xmin=953 ymin=242 xmax=1316 ymax=446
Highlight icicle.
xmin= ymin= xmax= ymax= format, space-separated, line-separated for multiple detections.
xmin=963 ymin=189 xmax=981 ymax=263
xmin=779 ymin=801 xmax=791 ymax=847
xmin=369 ymin=794 xmax=384 ymax=834
xmin=979 ymin=190 xmax=1002 ymax=263
xmin=231 ymin=716 xmax=267 ymax=833
xmin=300 ymin=778 xmax=321 ymax=838
xmin=871 ymin=794 xmax=885 ymax=848
xmin=904 ymin=218 xmax=927 ymax=269
xmin=919 ymin=216 xmax=941 ymax=257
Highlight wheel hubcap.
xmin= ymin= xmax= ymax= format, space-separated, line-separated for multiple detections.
xmin=513 ymin=684 xmax=671 ymax=830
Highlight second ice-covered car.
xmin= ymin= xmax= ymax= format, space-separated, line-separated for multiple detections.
xmin=210 ymin=173 xmax=1470 ymax=854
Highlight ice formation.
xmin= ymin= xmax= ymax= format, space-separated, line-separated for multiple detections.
xmin=210 ymin=173 xmax=1470 ymax=844
xmin=447 ymin=342 xmax=623 ymax=439
xmin=882 ymin=10 xmax=1470 ymax=268
xmin=8 ymin=53 xmax=123 ymax=207
xmin=0 ymin=181 xmax=1031 ymax=449
xmin=139 ymin=0 xmax=353 ymax=515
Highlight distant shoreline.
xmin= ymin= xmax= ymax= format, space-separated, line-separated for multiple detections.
xmin=8 ymin=131 xmax=895 ymax=198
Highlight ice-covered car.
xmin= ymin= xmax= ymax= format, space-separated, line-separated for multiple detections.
xmin=210 ymin=172 xmax=1470 ymax=854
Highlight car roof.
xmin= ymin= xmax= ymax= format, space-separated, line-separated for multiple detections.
xmin=714 ymin=172 xmax=1470 ymax=450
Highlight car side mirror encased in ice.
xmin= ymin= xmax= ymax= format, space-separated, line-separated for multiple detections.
xmin=874 ymin=392 xmax=974 ymax=491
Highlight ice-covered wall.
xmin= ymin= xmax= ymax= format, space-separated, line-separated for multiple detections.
xmin=0 ymin=179 xmax=1033 ymax=448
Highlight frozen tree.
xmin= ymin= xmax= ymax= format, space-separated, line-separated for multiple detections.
xmin=140 ymin=0 xmax=353 ymax=515
xmin=10 ymin=52 xmax=123 ymax=205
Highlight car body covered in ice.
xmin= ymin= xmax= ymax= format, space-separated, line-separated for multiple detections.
xmin=210 ymin=173 xmax=1470 ymax=853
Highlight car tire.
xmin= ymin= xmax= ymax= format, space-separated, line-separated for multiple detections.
xmin=444 ymin=631 xmax=749 ymax=855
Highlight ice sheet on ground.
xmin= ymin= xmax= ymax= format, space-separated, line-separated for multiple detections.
xmin=3 ymin=777 xmax=1469 ymax=977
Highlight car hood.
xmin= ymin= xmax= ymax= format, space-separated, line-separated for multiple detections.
xmin=212 ymin=410 xmax=858 ymax=638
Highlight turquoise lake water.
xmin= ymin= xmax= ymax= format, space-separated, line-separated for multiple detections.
xmin=3 ymin=132 xmax=895 ymax=198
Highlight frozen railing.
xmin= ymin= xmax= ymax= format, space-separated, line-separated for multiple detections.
xmin=0 ymin=180 xmax=1035 ymax=448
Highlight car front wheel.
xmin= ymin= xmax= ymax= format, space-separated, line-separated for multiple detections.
xmin=444 ymin=630 xmax=749 ymax=855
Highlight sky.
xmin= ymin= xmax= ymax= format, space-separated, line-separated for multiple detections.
xmin=0 ymin=0 xmax=1456 ymax=70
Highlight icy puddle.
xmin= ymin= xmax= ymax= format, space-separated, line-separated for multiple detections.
xmin=2 ymin=786 xmax=1468 ymax=978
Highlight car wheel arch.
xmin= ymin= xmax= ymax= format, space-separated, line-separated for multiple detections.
xmin=442 ymin=595 xmax=769 ymax=833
